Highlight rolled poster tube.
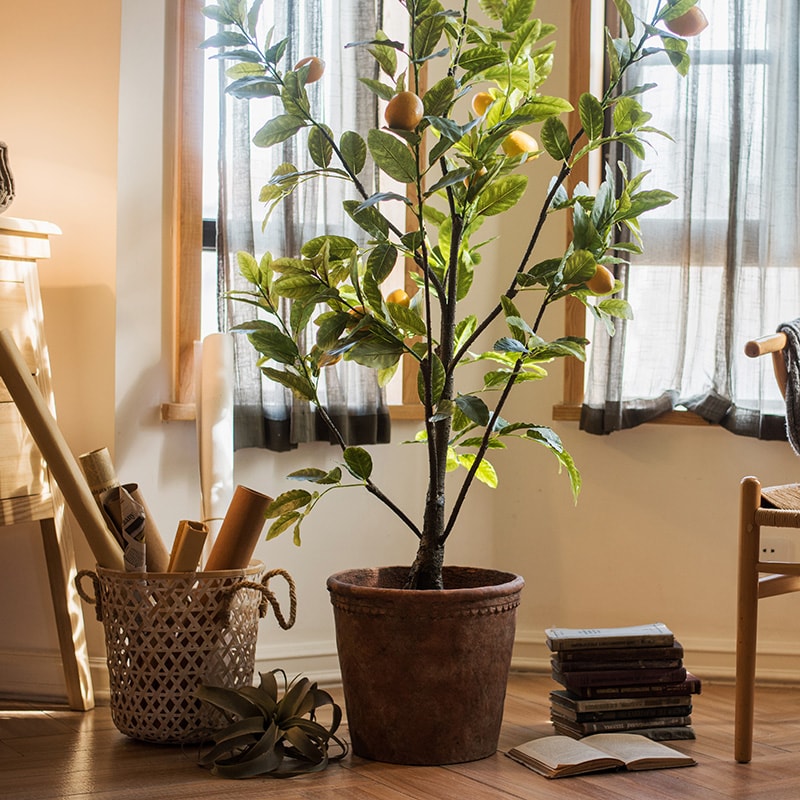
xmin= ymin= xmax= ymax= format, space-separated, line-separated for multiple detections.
xmin=203 ymin=485 xmax=273 ymax=571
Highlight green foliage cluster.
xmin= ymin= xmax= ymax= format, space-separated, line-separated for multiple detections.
xmin=201 ymin=0 xmax=697 ymax=589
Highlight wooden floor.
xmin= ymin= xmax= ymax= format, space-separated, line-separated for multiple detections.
xmin=2 ymin=673 xmax=800 ymax=799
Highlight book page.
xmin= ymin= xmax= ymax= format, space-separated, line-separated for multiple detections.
xmin=581 ymin=733 xmax=695 ymax=768
xmin=511 ymin=736 xmax=622 ymax=770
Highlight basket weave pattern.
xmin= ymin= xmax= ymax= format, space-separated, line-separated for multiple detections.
xmin=90 ymin=563 xmax=264 ymax=744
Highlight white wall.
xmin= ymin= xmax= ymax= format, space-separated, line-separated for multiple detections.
xmin=1 ymin=0 xmax=798 ymax=704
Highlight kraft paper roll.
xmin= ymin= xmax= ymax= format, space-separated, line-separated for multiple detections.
xmin=167 ymin=519 xmax=208 ymax=572
xmin=203 ymin=485 xmax=273 ymax=571
xmin=0 ymin=329 xmax=124 ymax=570
xmin=195 ymin=333 xmax=234 ymax=557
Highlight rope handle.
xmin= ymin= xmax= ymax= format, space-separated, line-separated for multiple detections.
xmin=220 ymin=568 xmax=297 ymax=630
xmin=75 ymin=569 xmax=104 ymax=621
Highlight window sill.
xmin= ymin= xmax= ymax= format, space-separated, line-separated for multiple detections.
xmin=552 ymin=403 xmax=715 ymax=427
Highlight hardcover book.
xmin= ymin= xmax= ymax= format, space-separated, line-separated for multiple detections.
xmin=553 ymin=642 xmax=684 ymax=664
xmin=550 ymin=702 xmax=692 ymax=723
xmin=551 ymin=713 xmax=692 ymax=736
xmin=551 ymin=664 xmax=688 ymax=690
xmin=551 ymin=656 xmax=682 ymax=672
xmin=566 ymin=673 xmax=701 ymax=700
xmin=550 ymin=689 xmax=694 ymax=714
xmin=506 ymin=733 xmax=696 ymax=779
xmin=545 ymin=623 xmax=674 ymax=652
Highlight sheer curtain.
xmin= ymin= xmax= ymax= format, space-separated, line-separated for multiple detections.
xmin=581 ymin=0 xmax=800 ymax=439
xmin=217 ymin=0 xmax=391 ymax=452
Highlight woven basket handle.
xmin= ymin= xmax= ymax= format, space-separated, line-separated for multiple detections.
xmin=221 ymin=568 xmax=297 ymax=630
xmin=75 ymin=569 xmax=104 ymax=621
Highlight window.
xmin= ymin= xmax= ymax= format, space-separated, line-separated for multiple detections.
xmin=565 ymin=0 xmax=799 ymax=438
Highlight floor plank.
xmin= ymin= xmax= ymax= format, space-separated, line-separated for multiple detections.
xmin=2 ymin=674 xmax=800 ymax=799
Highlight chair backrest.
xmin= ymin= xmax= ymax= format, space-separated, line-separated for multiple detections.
xmin=744 ymin=332 xmax=788 ymax=399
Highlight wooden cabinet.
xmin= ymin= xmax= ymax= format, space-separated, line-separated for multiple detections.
xmin=0 ymin=217 xmax=93 ymax=710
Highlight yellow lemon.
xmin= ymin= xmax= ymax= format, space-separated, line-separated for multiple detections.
xmin=385 ymin=91 xmax=424 ymax=131
xmin=471 ymin=91 xmax=494 ymax=117
xmin=665 ymin=7 xmax=708 ymax=37
xmin=501 ymin=131 xmax=539 ymax=158
xmin=294 ymin=56 xmax=326 ymax=83
xmin=386 ymin=288 xmax=411 ymax=307
xmin=586 ymin=265 xmax=616 ymax=295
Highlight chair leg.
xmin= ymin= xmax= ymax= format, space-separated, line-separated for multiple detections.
xmin=734 ymin=476 xmax=761 ymax=763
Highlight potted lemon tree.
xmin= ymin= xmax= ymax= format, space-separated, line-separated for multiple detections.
xmin=202 ymin=0 xmax=702 ymax=765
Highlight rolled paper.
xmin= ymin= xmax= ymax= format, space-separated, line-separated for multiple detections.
xmin=196 ymin=333 xmax=235 ymax=558
xmin=79 ymin=447 xmax=118 ymax=498
xmin=203 ymin=485 xmax=273 ymax=571
xmin=167 ymin=519 xmax=209 ymax=572
xmin=102 ymin=485 xmax=146 ymax=572
xmin=0 ymin=329 xmax=124 ymax=569
xmin=125 ymin=484 xmax=170 ymax=572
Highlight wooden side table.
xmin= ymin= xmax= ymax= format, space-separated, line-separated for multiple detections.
xmin=0 ymin=216 xmax=93 ymax=710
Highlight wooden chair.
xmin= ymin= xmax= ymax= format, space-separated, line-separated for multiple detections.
xmin=735 ymin=331 xmax=800 ymax=763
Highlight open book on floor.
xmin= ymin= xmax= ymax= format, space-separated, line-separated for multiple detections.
xmin=506 ymin=732 xmax=696 ymax=779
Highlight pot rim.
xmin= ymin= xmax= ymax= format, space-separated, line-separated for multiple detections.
xmin=327 ymin=565 xmax=524 ymax=600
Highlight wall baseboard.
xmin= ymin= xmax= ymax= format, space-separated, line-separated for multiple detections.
xmin=4 ymin=631 xmax=800 ymax=705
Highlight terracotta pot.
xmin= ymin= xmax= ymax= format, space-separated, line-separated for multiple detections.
xmin=327 ymin=565 xmax=524 ymax=765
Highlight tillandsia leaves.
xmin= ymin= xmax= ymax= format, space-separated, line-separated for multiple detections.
xmin=196 ymin=669 xmax=348 ymax=779
xmin=201 ymin=0 xmax=696 ymax=588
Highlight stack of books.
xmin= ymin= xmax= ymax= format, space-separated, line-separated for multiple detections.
xmin=545 ymin=623 xmax=701 ymax=741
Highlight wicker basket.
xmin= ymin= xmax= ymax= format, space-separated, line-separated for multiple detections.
xmin=76 ymin=561 xmax=296 ymax=744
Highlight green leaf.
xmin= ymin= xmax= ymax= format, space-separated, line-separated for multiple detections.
xmin=525 ymin=425 xmax=581 ymax=501
xmin=478 ymin=0 xmax=505 ymax=20
xmin=340 ymin=131 xmax=367 ymax=175
xmin=266 ymin=512 xmax=302 ymax=540
xmin=418 ymin=353 xmax=445 ymax=405
xmin=458 ymin=45 xmax=507 ymax=78
xmin=347 ymin=338 xmax=404 ymax=369
xmin=248 ymin=328 xmax=299 ymax=365
xmin=475 ymin=175 xmax=528 ymax=217
xmin=502 ymin=0 xmax=535 ymax=33
xmin=253 ymin=115 xmax=306 ymax=148
xmin=661 ymin=36 xmax=691 ymax=76
xmin=458 ymin=453 xmax=499 ymax=488
xmin=422 ymin=76 xmax=457 ymax=117
xmin=367 ymin=129 xmax=418 ymax=184
xmin=343 ymin=199 xmax=390 ymax=240
xmin=413 ymin=9 xmax=446 ymax=60
xmin=262 ymin=367 xmax=316 ymax=401
xmin=368 ymin=31 xmax=398 ymax=78
xmin=615 ymin=189 xmax=676 ymax=220
xmin=612 ymin=0 xmax=636 ymax=36
xmin=343 ymin=446 xmax=373 ymax=480
xmin=273 ymin=273 xmax=320 ymax=299
xmin=315 ymin=313 xmax=349 ymax=350
xmin=597 ymin=298 xmax=634 ymax=320
xmin=200 ymin=31 xmax=250 ymax=49
xmin=578 ymin=93 xmax=605 ymax=141
xmin=308 ymin=125 xmax=333 ymax=168
xmin=387 ymin=303 xmax=427 ymax=335
xmin=265 ymin=490 xmax=313 ymax=519
xmin=455 ymin=394 xmax=490 ymax=426
xmin=540 ymin=116 xmax=572 ymax=161
xmin=359 ymin=77 xmax=396 ymax=101
xmin=367 ymin=243 xmax=398 ymax=283
xmin=301 ymin=235 xmax=358 ymax=261
xmin=509 ymin=19 xmax=542 ymax=62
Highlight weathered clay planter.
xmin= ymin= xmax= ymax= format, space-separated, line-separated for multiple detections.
xmin=327 ymin=565 xmax=524 ymax=765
